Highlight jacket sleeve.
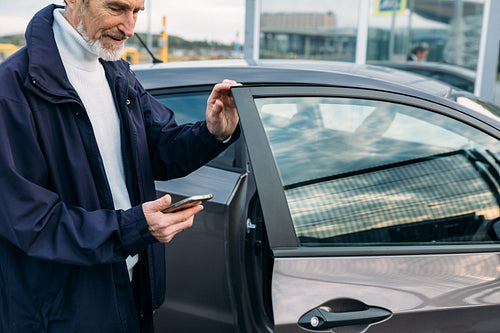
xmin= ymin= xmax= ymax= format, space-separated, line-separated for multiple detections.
xmin=0 ymin=97 xmax=156 ymax=266
xmin=138 ymin=83 xmax=240 ymax=180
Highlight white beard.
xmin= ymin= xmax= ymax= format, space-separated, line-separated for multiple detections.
xmin=77 ymin=21 xmax=125 ymax=61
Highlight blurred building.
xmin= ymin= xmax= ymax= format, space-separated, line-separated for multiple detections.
xmin=249 ymin=0 xmax=499 ymax=104
xmin=259 ymin=2 xmax=484 ymax=67
xmin=261 ymin=12 xmax=336 ymax=30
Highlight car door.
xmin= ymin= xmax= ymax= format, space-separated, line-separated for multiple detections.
xmin=232 ymin=86 xmax=500 ymax=333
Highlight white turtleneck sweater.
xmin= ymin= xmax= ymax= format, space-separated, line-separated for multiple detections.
xmin=52 ymin=8 xmax=138 ymax=280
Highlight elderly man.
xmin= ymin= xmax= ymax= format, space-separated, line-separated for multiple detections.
xmin=0 ymin=0 xmax=239 ymax=332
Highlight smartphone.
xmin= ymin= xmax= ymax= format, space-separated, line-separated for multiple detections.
xmin=161 ymin=194 xmax=213 ymax=213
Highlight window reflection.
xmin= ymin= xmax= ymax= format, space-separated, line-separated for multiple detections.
xmin=155 ymin=92 xmax=238 ymax=170
xmin=255 ymin=97 xmax=500 ymax=246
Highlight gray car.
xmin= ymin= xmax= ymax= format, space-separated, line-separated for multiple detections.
xmin=369 ymin=60 xmax=478 ymax=93
xmin=132 ymin=60 xmax=500 ymax=333
xmin=368 ymin=60 xmax=500 ymax=107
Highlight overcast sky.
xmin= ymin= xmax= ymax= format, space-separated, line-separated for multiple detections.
xmin=0 ymin=0 xmax=446 ymax=44
xmin=0 ymin=0 xmax=246 ymax=43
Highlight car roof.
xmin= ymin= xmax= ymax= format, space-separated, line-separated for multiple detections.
xmin=131 ymin=59 xmax=500 ymax=129
xmin=257 ymin=59 xmax=457 ymax=97
xmin=132 ymin=59 xmax=453 ymax=98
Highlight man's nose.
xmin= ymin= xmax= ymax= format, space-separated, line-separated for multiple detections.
xmin=119 ymin=12 xmax=136 ymax=38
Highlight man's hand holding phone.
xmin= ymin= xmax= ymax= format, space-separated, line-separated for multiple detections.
xmin=142 ymin=194 xmax=212 ymax=243
xmin=161 ymin=194 xmax=213 ymax=213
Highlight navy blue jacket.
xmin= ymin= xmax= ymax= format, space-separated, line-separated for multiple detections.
xmin=0 ymin=4 xmax=233 ymax=332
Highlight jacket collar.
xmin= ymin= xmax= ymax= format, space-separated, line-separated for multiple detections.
xmin=25 ymin=4 xmax=79 ymax=102
xmin=24 ymin=4 xmax=130 ymax=103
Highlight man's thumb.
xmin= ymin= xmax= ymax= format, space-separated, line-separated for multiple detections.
xmin=144 ymin=194 xmax=172 ymax=214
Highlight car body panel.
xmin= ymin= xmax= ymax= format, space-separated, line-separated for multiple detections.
xmin=153 ymin=166 xmax=245 ymax=332
xmin=272 ymin=254 xmax=500 ymax=332
xmin=133 ymin=60 xmax=453 ymax=99
xmin=257 ymin=59 xmax=455 ymax=98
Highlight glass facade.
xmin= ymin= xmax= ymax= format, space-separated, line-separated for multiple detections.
xmin=260 ymin=0 xmax=359 ymax=61
xmin=259 ymin=0 xmax=499 ymax=105
xmin=259 ymin=0 xmax=485 ymax=68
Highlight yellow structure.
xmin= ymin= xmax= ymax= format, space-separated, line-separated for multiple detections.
xmin=0 ymin=43 xmax=18 ymax=60
xmin=122 ymin=47 xmax=139 ymax=64
xmin=160 ymin=16 xmax=168 ymax=62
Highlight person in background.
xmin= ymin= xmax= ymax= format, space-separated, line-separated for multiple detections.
xmin=407 ymin=43 xmax=429 ymax=61
xmin=0 ymin=0 xmax=240 ymax=332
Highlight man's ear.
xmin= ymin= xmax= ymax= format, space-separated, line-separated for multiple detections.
xmin=63 ymin=0 xmax=83 ymax=29
xmin=64 ymin=0 xmax=85 ymax=12
xmin=65 ymin=0 xmax=76 ymax=7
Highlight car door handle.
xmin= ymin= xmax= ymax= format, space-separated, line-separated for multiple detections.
xmin=298 ymin=304 xmax=392 ymax=331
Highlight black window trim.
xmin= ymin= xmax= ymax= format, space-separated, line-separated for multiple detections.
xmin=273 ymin=244 xmax=500 ymax=258
xmin=146 ymin=84 xmax=215 ymax=96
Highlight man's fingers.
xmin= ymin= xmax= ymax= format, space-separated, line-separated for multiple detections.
xmin=143 ymin=194 xmax=172 ymax=214
xmin=145 ymin=201 xmax=204 ymax=243
xmin=222 ymin=79 xmax=237 ymax=84
xmin=222 ymin=79 xmax=241 ymax=87
xmin=211 ymin=80 xmax=241 ymax=98
xmin=150 ymin=216 xmax=195 ymax=242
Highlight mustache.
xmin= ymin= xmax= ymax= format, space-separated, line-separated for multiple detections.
xmin=104 ymin=30 xmax=128 ymax=41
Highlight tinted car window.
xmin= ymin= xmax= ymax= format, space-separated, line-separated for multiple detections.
xmin=255 ymin=97 xmax=500 ymax=247
xmin=155 ymin=92 xmax=239 ymax=170
xmin=156 ymin=92 xmax=208 ymax=124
